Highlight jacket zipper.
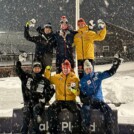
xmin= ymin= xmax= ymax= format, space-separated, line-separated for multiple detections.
xmin=64 ymin=40 xmax=66 ymax=57
xmin=81 ymin=32 xmax=84 ymax=59
xmin=64 ymin=75 xmax=68 ymax=101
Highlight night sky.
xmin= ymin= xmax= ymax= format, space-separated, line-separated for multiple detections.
xmin=0 ymin=0 xmax=133 ymax=32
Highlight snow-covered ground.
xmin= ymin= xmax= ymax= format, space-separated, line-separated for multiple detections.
xmin=0 ymin=61 xmax=134 ymax=124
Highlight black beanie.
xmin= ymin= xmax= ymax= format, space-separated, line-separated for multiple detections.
xmin=43 ymin=22 xmax=52 ymax=29
xmin=33 ymin=61 xmax=42 ymax=68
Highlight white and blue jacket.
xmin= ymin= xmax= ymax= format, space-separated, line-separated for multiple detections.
xmin=80 ymin=63 xmax=120 ymax=101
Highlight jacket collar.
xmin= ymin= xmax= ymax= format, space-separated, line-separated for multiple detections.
xmin=83 ymin=71 xmax=94 ymax=78
xmin=60 ymin=71 xmax=74 ymax=78
xmin=78 ymin=25 xmax=88 ymax=33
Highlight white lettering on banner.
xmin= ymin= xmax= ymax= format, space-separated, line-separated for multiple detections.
xmin=39 ymin=121 xmax=49 ymax=131
xmin=62 ymin=122 xmax=72 ymax=131
xmin=39 ymin=121 xmax=94 ymax=132
xmin=90 ymin=122 xmax=95 ymax=132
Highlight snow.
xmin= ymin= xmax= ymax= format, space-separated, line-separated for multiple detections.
xmin=0 ymin=61 xmax=134 ymax=124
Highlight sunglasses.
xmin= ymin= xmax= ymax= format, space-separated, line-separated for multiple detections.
xmin=60 ymin=21 xmax=68 ymax=24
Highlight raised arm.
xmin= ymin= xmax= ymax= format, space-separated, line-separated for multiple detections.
xmin=100 ymin=57 xmax=122 ymax=80
xmin=15 ymin=61 xmax=27 ymax=80
xmin=44 ymin=66 xmax=57 ymax=84
xmin=24 ymin=19 xmax=39 ymax=43
xmin=92 ymin=19 xmax=107 ymax=41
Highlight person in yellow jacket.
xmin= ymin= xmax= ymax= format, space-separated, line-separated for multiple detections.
xmin=44 ymin=60 xmax=81 ymax=133
xmin=74 ymin=18 xmax=107 ymax=79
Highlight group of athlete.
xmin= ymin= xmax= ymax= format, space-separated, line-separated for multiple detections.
xmin=16 ymin=16 xmax=122 ymax=134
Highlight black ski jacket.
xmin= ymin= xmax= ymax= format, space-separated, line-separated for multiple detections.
xmin=16 ymin=61 xmax=55 ymax=105
xmin=55 ymin=30 xmax=76 ymax=60
xmin=24 ymin=26 xmax=57 ymax=60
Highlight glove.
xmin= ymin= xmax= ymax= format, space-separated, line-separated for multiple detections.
xmin=36 ymin=26 xmax=42 ymax=33
xmin=26 ymin=18 xmax=36 ymax=27
xmin=69 ymin=82 xmax=77 ymax=94
xmin=113 ymin=54 xmax=123 ymax=65
xmin=16 ymin=61 xmax=21 ymax=67
xmin=97 ymin=19 xmax=106 ymax=30
xmin=88 ymin=20 xmax=95 ymax=30
xmin=19 ymin=52 xmax=27 ymax=62
xmin=46 ymin=66 xmax=52 ymax=70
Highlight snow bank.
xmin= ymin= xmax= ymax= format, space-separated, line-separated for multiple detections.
xmin=0 ymin=62 xmax=134 ymax=124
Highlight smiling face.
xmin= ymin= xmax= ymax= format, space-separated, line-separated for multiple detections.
xmin=43 ymin=27 xmax=52 ymax=34
xmin=61 ymin=60 xmax=71 ymax=75
xmin=62 ymin=66 xmax=71 ymax=75
xmin=84 ymin=67 xmax=92 ymax=75
xmin=60 ymin=21 xmax=68 ymax=30
xmin=33 ymin=66 xmax=41 ymax=74
xmin=83 ymin=60 xmax=93 ymax=74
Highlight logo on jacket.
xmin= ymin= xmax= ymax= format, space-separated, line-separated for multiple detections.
xmin=59 ymin=77 xmax=63 ymax=81
xmin=36 ymin=80 xmax=44 ymax=93
xmin=87 ymin=80 xmax=91 ymax=85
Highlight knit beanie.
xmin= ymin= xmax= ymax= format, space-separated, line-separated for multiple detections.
xmin=62 ymin=60 xmax=71 ymax=69
xmin=77 ymin=18 xmax=86 ymax=26
xmin=43 ymin=22 xmax=52 ymax=29
xmin=84 ymin=60 xmax=93 ymax=70
xmin=33 ymin=61 xmax=42 ymax=68
xmin=60 ymin=16 xmax=68 ymax=24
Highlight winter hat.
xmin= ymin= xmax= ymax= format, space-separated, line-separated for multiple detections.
xmin=60 ymin=16 xmax=68 ymax=24
xmin=33 ymin=61 xmax=42 ymax=68
xmin=43 ymin=22 xmax=52 ymax=29
xmin=84 ymin=60 xmax=93 ymax=70
xmin=62 ymin=60 xmax=71 ymax=69
xmin=77 ymin=18 xmax=86 ymax=26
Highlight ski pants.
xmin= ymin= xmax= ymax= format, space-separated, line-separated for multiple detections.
xmin=78 ymin=59 xmax=94 ymax=79
xmin=32 ymin=102 xmax=45 ymax=134
xmin=81 ymin=100 xmax=114 ymax=134
xmin=48 ymin=100 xmax=81 ymax=134
xmin=21 ymin=104 xmax=33 ymax=134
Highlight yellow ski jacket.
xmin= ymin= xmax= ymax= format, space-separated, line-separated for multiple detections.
xmin=74 ymin=25 xmax=106 ymax=60
xmin=44 ymin=70 xmax=80 ymax=101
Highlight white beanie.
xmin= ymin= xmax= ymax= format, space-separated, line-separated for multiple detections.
xmin=84 ymin=60 xmax=93 ymax=70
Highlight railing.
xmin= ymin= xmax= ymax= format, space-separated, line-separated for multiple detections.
xmin=0 ymin=52 xmax=133 ymax=78
xmin=0 ymin=53 xmax=34 ymax=78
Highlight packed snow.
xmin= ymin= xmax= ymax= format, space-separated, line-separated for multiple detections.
xmin=0 ymin=61 xmax=134 ymax=124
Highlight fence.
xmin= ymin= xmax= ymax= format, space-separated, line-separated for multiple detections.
xmin=0 ymin=52 xmax=133 ymax=78
xmin=0 ymin=53 xmax=34 ymax=78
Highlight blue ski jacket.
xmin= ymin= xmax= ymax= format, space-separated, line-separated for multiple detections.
xmin=80 ymin=63 xmax=120 ymax=101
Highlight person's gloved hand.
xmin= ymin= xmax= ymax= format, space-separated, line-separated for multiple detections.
xmin=19 ymin=52 xmax=27 ymax=62
xmin=113 ymin=54 xmax=123 ymax=66
xmin=26 ymin=18 xmax=36 ymax=27
xmin=36 ymin=26 xmax=42 ymax=33
xmin=88 ymin=20 xmax=95 ymax=30
xmin=69 ymin=82 xmax=77 ymax=94
xmin=16 ymin=61 xmax=21 ymax=67
xmin=97 ymin=19 xmax=106 ymax=30
xmin=46 ymin=66 xmax=52 ymax=70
